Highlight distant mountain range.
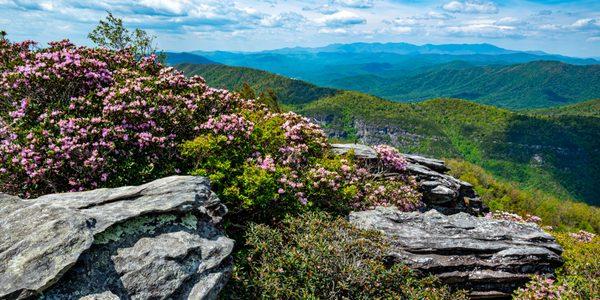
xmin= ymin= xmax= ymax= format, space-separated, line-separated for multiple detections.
xmin=173 ymin=62 xmax=600 ymax=206
xmin=165 ymin=42 xmax=599 ymax=109
xmin=165 ymin=52 xmax=216 ymax=65
xmin=329 ymin=61 xmax=600 ymax=109
xmin=267 ymin=42 xmax=549 ymax=56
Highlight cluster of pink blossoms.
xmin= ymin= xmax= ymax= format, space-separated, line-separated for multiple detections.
xmin=485 ymin=211 xmax=542 ymax=224
xmin=255 ymin=155 xmax=276 ymax=172
xmin=276 ymin=112 xmax=328 ymax=166
xmin=568 ymin=230 xmax=596 ymax=243
xmin=201 ymin=114 xmax=255 ymax=144
xmin=303 ymin=159 xmax=421 ymax=210
xmin=0 ymin=39 xmax=246 ymax=197
xmin=373 ymin=145 xmax=408 ymax=172
xmin=514 ymin=275 xmax=569 ymax=300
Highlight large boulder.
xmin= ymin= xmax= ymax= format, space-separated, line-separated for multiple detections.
xmin=331 ymin=143 xmax=486 ymax=215
xmin=350 ymin=207 xmax=564 ymax=298
xmin=0 ymin=176 xmax=234 ymax=300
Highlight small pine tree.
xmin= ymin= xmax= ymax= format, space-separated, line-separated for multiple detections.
xmin=239 ymin=82 xmax=256 ymax=100
xmin=259 ymin=88 xmax=282 ymax=113
xmin=0 ymin=30 xmax=7 ymax=42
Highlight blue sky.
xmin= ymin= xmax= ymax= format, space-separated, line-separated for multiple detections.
xmin=1 ymin=0 xmax=599 ymax=57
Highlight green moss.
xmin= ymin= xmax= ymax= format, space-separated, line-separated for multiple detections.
xmin=93 ymin=214 xmax=178 ymax=245
xmin=181 ymin=213 xmax=198 ymax=230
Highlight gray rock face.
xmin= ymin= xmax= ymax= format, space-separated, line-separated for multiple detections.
xmin=79 ymin=292 xmax=119 ymax=300
xmin=349 ymin=207 xmax=564 ymax=298
xmin=0 ymin=176 xmax=234 ymax=300
xmin=404 ymin=154 xmax=449 ymax=173
xmin=331 ymin=143 xmax=378 ymax=159
xmin=331 ymin=143 xmax=486 ymax=215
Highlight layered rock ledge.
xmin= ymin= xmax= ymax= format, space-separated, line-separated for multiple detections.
xmin=0 ymin=176 xmax=234 ymax=300
xmin=350 ymin=207 xmax=564 ymax=298
xmin=332 ymin=143 xmax=487 ymax=215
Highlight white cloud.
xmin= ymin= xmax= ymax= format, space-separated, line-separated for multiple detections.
xmin=442 ymin=1 xmax=498 ymax=14
xmin=333 ymin=0 xmax=374 ymax=9
xmin=445 ymin=23 xmax=522 ymax=38
xmin=570 ymin=18 xmax=600 ymax=31
xmin=494 ymin=17 xmax=527 ymax=27
xmin=379 ymin=26 xmax=412 ymax=34
xmin=317 ymin=10 xmax=366 ymax=28
xmin=260 ymin=12 xmax=305 ymax=28
xmin=318 ymin=28 xmax=348 ymax=34
xmin=423 ymin=11 xmax=454 ymax=20
xmin=303 ymin=4 xmax=339 ymax=15
xmin=137 ymin=0 xmax=191 ymax=16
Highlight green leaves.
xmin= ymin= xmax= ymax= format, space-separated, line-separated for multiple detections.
xmin=224 ymin=212 xmax=467 ymax=299
xmin=88 ymin=12 xmax=163 ymax=61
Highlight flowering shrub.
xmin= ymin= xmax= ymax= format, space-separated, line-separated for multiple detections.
xmin=1 ymin=37 xmax=421 ymax=223
xmin=373 ymin=144 xmax=408 ymax=172
xmin=485 ymin=211 xmax=542 ymax=224
xmin=568 ymin=230 xmax=597 ymax=243
xmin=551 ymin=231 xmax=600 ymax=299
xmin=182 ymin=106 xmax=421 ymax=220
xmin=0 ymin=39 xmax=246 ymax=196
xmin=514 ymin=275 xmax=571 ymax=299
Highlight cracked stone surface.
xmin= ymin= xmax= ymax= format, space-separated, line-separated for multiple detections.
xmin=349 ymin=207 xmax=564 ymax=298
xmin=0 ymin=176 xmax=233 ymax=300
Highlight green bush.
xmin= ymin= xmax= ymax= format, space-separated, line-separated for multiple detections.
xmin=181 ymin=108 xmax=421 ymax=224
xmin=513 ymin=232 xmax=599 ymax=299
xmin=223 ymin=212 xmax=467 ymax=300
xmin=553 ymin=232 xmax=600 ymax=298
xmin=447 ymin=159 xmax=600 ymax=233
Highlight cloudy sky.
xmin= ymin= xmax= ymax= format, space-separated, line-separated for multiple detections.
xmin=1 ymin=0 xmax=599 ymax=57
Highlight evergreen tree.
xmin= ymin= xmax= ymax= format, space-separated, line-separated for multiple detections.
xmin=239 ymin=82 xmax=256 ymax=100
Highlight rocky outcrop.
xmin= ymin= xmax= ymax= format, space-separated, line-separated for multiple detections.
xmin=0 ymin=176 xmax=234 ymax=300
xmin=331 ymin=143 xmax=487 ymax=215
xmin=350 ymin=207 xmax=564 ymax=299
xmin=331 ymin=143 xmax=378 ymax=159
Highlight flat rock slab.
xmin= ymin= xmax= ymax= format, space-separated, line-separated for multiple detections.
xmin=0 ymin=176 xmax=233 ymax=300
xmin=349 ymin=207 xmax=563 ymax=298
xmin=331 ymin=143 xmax=378 ymax=159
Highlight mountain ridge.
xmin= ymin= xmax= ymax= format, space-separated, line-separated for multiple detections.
xmin=330 ymin=60 xmax=600 ymax=109
xmin=191 ymin=42 xmax=595 ymax=61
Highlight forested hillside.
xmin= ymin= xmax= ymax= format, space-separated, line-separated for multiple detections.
xmin=531 ymin=99 xmax=600 ymax=118
xmin=176 ymin=63 xmax=338 ymax=105
xmin=298 ymin=93 xmax=600 ymax=205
